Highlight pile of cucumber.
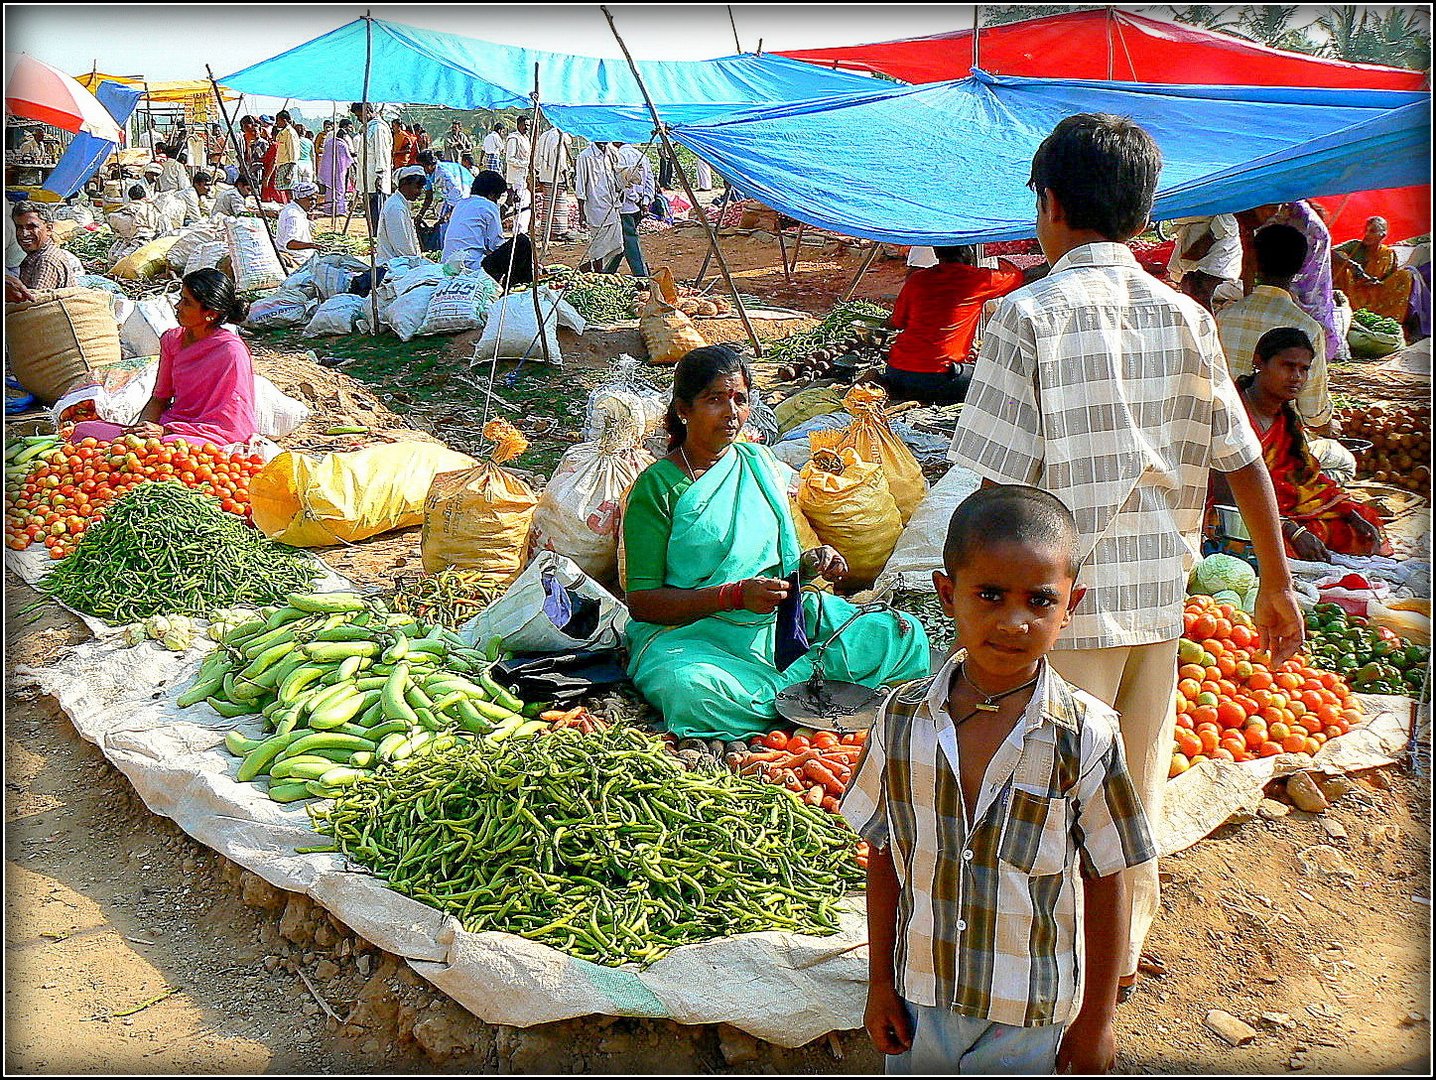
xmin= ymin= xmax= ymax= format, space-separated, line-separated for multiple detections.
xmin=177 ymin=591 xmax=549 ymax=803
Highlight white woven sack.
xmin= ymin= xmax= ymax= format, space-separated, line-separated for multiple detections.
xmin=473 ymin=287 xmax=584 ymax=365
xmin=375 ymin=260 xmax=445 ymax=315
xmin=310 ymin=254 xmax=369 ymax=300
xmin=245 ymin=286 xmax=315 ymax=329
xmin=415 ymin=274 xmax=499 ymax=337
xmin=303 ymin=294 xmax=371 ymax=337
xmin=166 ymin=221 xmax=219 ymax=271
xmin=252 ymin=375 xmax=311 ymax=438
xmin=225 ymin=217 xmax=284 ymax=292
xmin=153 ymin=191 xmax=187 ymax=232
xmin=107 ymin=208 xmax=139 ymax=240
xmin=184 ymin=239 xmax=227 ymax=276
xmin=119 ymin=293 xmax=179 ymax=359
xmin=383 ymin=284 xmax=439 ymax=342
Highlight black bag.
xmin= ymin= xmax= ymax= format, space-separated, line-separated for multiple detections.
xmin=491 ymin=650 xmax=629 ymax=706
xmin=774 ymin=572 xmax=810 ymax=673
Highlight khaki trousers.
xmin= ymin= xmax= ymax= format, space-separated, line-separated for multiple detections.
xmin=1050 ymin=638 xmax=1179 ymax=977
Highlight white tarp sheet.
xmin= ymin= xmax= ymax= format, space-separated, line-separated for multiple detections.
xmin=9 ymin=597 xmax=1419 ymax=1043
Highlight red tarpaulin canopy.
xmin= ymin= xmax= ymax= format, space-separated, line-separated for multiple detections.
xmin=781 ymin=9 xmax=1430 ymax=241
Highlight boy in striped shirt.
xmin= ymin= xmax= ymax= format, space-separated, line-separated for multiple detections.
xmin=843 ymin=486 xmax=1156 ymax=1073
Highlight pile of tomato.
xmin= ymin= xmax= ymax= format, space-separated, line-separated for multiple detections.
xmin=1171 ymin=595 xmax=1362 ymax=777
xmin=3 ymin=435 xmax=266 ymax=559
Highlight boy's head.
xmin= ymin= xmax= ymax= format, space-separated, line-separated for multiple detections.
xmin=1253 ymin=223 xmax=1308 ymax=285
xmin=935 ymin=485 xmax=1085 ymax=679
xmin=1029 ymin=113 xmax=1161 ymax=250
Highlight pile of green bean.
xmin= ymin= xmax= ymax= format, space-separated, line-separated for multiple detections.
xmin=40 ymin=483 xmax=319 ymax=624
xmin=310 ymin=725 xmax=865 ymax=967
xmin=546 ymin=269 xmax=641 ymax=324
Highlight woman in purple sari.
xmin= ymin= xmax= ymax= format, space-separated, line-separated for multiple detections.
xmin=319 ymin=118 xmax=356 ymax=216
xmin=1279 ymin=199 xmax=1347 ymax=361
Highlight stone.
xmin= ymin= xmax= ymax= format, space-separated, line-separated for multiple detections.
xmin=1363 ymin=823 xmax=1402 ymax=848
xmin=718 ymin=1024 xmax=761 ymax=1065
xmin=1315 ymin=774 xmax=1354 ymax=802
xmin=240 ymin=871 xmax=288 ymax=913
xmin=1260 ymin=1012 xmax=1298 ymax=1029
xmin=1402 ymin=1011 xmax=1427 ymax=1026
xmin=1204 ymin=1009 xmax=1259 ymax=1047
xmin=312 ymin=922 xmax=337 ymax=949
xmin=263 ymin=955 xmax=281 ymax=973
xmin=356 ymin=954 xmax=373 ymax=977
xmin=413 ymin=1011 xmax=472 ymax=1063
xmin=1297 ymin=845 xmax=1355 ymax=879
xmin=1319 ymin=818 xmax=1348 ymax=841
xmin=1258 ymin=799 xmax=1291 ymax=820
xmin=1357 ymin=768 xmax=1390 ymax=791
xmin=314 ymin=959 xmax=340 ymax=982
xmin=279 ymin=896 xmax=314 ymax=946
xmin=360 ymin=1038 xmax=381 ymax=1056
xmin=1286 ymin=772 xmax=1330 ymax=813
xmin=301 ymin=1001 xmax=321 ymax=1018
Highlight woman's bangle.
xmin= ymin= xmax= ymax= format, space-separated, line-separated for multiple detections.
xmin=718 ymin=581 xmax=743 ymax=611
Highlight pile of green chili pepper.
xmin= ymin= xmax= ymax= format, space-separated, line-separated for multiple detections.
xmin=41 ymin=482 xmax=319 ymax=624
xmin=310 ymin=724 xmax=865 ymax=967
xmin=387 ymin=569 xmax=505 ymax=630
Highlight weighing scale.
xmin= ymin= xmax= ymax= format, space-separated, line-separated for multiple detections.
xmin=774 ymin=596 xmax=916 ymax=734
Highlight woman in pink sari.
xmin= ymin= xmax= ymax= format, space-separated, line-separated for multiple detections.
xmin=319 ymin=117 xmax=356 ymax=216
xmin=69 ymin=269 xmax=258 ymax=451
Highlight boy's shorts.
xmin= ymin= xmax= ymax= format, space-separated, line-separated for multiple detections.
xmin=886 ymin=1001 xmax=1064 ymax=1075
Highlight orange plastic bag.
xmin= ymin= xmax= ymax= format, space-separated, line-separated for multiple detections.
xmin=838 ymin=384 xmax=928 ymax=523
xmin=421 ymin=421 xmax=539 ymax=581
xmin=796 ymin=435 xmax=902 ymax=588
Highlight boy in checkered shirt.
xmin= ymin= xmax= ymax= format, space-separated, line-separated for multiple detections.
xmin=843 ymin=486 xmax=1156 ymax=1073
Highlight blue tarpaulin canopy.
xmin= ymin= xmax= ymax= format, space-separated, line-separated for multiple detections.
xmin=667 ymin=71 xmax=1430 ymax=244
xmin=42 ymin=79 xmax=144 ymax=199
xmin=220 ymin=17 xmax=880 ymax=142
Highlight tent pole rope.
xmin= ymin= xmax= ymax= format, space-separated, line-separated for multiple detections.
xmin=360 ymin=10 xmax=381 ymax=338
xmin=205 ymin=65 xmax=285 ymax=267
xmin=840 ymin=242 xmax=880 ymax=303
xmin=600 ymin=5 xmax=763 ymax=357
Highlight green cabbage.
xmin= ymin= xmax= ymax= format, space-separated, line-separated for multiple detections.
xmin=1190 ymin=554 xmax=1257 ymax=597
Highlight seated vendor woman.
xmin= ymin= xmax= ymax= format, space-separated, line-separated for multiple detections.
xmin=68 ymin=268 xmax=258 ymax=451
xmin=1212 ymin=326 xmax=1388 ymax=562
xmin=621 ymin=345 xmax=931 ymax=740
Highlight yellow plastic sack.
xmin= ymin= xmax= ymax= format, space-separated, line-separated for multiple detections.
xmin=838 ymin=384 xmax=928 ymax=524
xmin=797 ymin=438 xmax=902 ymax=588
xmin=639 ymin=267 xmax=707 ymax=365
xmin=112 ymin=234 xmax=181 ymax=280
xmin=249 ymin=441 xmax=477 ymax=547
xmin=421 ymin=421 xmax=539 ymax=580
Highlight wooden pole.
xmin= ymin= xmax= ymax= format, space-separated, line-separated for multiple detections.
xmin=973 ymin=6 xmax=981 ymax=71
xmin=788 ymin=221 xmax=806 ymax=278
xmin=727 ymin=5 xmax=742 ymax=53
xmin=840 ymin=242 xmax=880 ymax=303
xmin=694 ymin=182 xmax=734 ymax=286
xmin=205 ymin=66 xmax=285 ymax=268
xmin=601 ymin=6 xmax=764 ymax=356
xmin=526 ymin=66 xmax=552 ymax=366
xmin=776 ymin=223 xmax=793 ymax=284
xmin=360 ymin=12 xmax=381 ymax=336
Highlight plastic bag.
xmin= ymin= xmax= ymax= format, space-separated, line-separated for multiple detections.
xmin=117 ymin=292 xmax=178 ymax=359
xmin=458 ymin=551 xmax=629 ymax=654
xmin=252 ymin=375 xmax=311 ymax=438
xmin=874 ymin=463 xmax=984 ymax=594
xmin=420 ymin=421 xmax=539 ymax=580
xmin=837 ymin=384 xmax=928 ymax=523
xmin=225 ymin=216 xmax=285 ymax=292
xmin=639 ymin=267 xmax=706 ymax=365
xmin=529 ymin=396 xmax=655 ymax=585
xmin=249 ymin=441 xmax=477 ymax=547
xmin=245 ymin=286 xmax=316 ymax=330
xmin=474 ymin=287 xmax=585 ymax=364
xmin=415 ymin=273 xmax=500 ymax=337
xmin=796 ymin=437 xmax=902 ymax=588
xmin=743 ymin=385 xmax=780 ymax=447
xmin=582 ymin=355 xmax=668 ymax=440
xmin=112 ymin=235 xmax=180 ymax=280
xmin=303 ymin=294 xmax=371 ymax=337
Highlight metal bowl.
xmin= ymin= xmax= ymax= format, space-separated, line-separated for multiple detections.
xmin=1337 ymin=437 xmax=1374 ymax=455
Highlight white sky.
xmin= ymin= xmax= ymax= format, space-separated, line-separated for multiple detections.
xmin=5 ymin=4 xmax=1422 ymax=115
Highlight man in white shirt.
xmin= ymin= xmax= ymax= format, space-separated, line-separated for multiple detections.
xmin=276 ymin=182 xmax=322 ymax=268
xmin=211 ymin=173 xmax=261 ymax=219
xmin=948 ymin=114 xmax=1302 ymax=1001
xmin=376 ymin=166 xmax=425 ymax=264
xmin=157 ymin=146 xmax=192 ymax=194
xmin=573 ymin=140 xmax=622 ymax=272
xmin=180 ymin=171 xmax=214 ymax=224
xmin=352 ymin=102 xmax=394 ymax=231
xmin=481 ymin=122 xmax=506 ymax=174
xmin=1166 ymin=213 xmax=1242 ymax=313
xmin=440 ymin=168 xmax=538 ymax=289
xmin=503 ymin=116 xmax=533 ymax=193
xmin=605 ymin=142 xmax=653 ymax=277
xmin=533 ymin=126 xmax=573 ymax=241
xmin=417 ymin=150 xmax=469 ymax=251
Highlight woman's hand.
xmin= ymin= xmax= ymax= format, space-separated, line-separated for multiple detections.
xmin=740 ymin=576 xmax=790 ymax=614
xmin=126 ymin=421 xmax=165 ymax=439
xmin=800 ymin=545 xmax=849 ymax=583
xmin=1289 ymin=526 xmax=1331 ymax=564
xmin=1349 ymin=512 xmax=1382 ymax=549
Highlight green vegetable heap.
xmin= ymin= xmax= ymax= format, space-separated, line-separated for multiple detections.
xmin=766 ymin=300 xmax=891 ymax=364
xmin=542 ymin=266 xmax=641 ymax=324
xmin=40 ymin=482 xmax=318 ymax=625
xmin=311 ymin=725 xmax=865 ymax=967
xmin=1352 ymin=308 xmax=1404 ymax=338
xmin=1304 ymin=603 xmax=1429 ymax=699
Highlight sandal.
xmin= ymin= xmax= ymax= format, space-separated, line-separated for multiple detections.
xmin=1116 ymin=974 xmax=1139 ymax=1005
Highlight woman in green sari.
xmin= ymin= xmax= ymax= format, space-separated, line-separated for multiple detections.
xmin=621 ymin=346 xmax=931 ymax=740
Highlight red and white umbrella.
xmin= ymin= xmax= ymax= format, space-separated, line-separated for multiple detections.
xmin=6 ymin=53 xmax=122 ymax=142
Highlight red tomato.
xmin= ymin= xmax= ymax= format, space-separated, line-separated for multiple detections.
xmin=761 ymin=731 xmax=789 ymax=751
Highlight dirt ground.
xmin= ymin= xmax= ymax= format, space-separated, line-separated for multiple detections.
xmin=5 ymin=222 xmax=1433 ymax=1073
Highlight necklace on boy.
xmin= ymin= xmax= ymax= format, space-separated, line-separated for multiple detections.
xmin=958 ymin=660 xmax=1041 ymax=714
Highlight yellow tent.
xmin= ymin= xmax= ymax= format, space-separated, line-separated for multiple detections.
xmin=74 ymin=71 xmax=240 ymax=104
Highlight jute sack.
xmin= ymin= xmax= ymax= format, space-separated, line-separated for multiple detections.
xmin=639 ymin=266 xmax=706 ymax=365
xmin=5 ymin=288 xmax=121 ymax=404
xmin=112 ymin=234 xmax=181 ymax=280
xmin=421 ymin=421 xmax=539 ymax=581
